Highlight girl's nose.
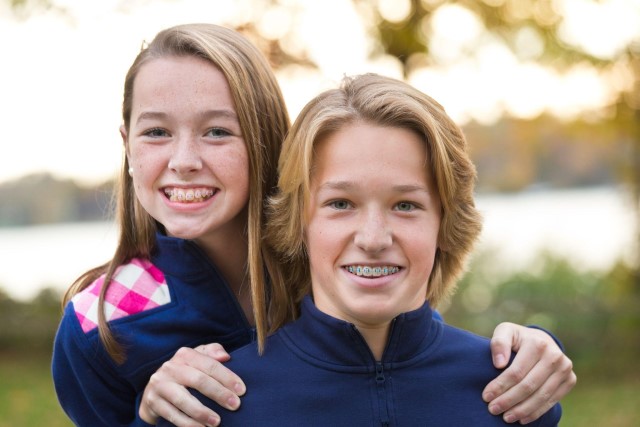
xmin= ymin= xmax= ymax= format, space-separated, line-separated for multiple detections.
xmin=168 ymin=137 xmax=202 ymax=175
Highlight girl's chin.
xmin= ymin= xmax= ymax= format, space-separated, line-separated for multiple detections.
xmin=163 ymin=225 xmax=206 ymax=240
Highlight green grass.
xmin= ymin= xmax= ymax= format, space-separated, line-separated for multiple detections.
xmin=0 ymin=354 xmax=638 ymax=426
xmin=0 ymin=354 xmax=71 ymax=427
xmin=560 ymin=377 xmax=640 ymax=427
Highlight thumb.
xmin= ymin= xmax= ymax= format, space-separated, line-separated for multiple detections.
xmin=490 ymin=322 xmax=521 ymax=369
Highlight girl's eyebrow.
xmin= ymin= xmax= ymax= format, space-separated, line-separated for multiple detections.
xmin=135 ymin=111 xmax=168 ymax=124
xmin=135 ymin=109 xmax=238 ymax=125
xmin=198 ymin=109 xmax=238 ymax=121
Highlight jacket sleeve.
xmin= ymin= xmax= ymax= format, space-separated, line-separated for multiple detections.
xmin=434 ymin=311 xmax=565 ymax=352
xmin=533 ymin=401 xmax=562 ymax=427
xmin=51 ymin=303 xmax=154 ymax=427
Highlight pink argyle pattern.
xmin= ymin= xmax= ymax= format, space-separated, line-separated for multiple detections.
xmin=71 ymin=258 xmax=170 ymax=333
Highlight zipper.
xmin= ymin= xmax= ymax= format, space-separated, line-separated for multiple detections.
xmin=376 ymin=361 xmax=390 ymax=426
xmin=349 ymin=321 xmax=395 ymax=426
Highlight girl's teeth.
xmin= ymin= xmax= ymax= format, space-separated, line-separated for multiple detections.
xmin=346 ymin=265 xmax=400 ymax=277
xmin=165 ymin=188 xmax=214 ymax=203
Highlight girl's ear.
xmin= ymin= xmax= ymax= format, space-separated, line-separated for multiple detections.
xmin=120 ymin=124 xmax=129 ymax=154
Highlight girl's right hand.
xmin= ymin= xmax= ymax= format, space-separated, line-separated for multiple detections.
xmin=139 ymin=343 xmax=246 ymax=427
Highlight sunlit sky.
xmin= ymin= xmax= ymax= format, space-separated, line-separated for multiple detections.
xmin=1 ymin=0 xmax=639 ymax=185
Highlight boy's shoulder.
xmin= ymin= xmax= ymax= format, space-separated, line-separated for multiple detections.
xmin=70 ymin=258 xmax=171 ymax=333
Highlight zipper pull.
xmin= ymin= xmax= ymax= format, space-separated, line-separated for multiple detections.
xmin=376 ymin=362 xmax=385 ymax=383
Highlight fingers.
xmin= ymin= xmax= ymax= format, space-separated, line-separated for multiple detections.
xmin=491 ymin=359 xmax=576 ymax=424
xmin=139 ymin=345 xmax=246 ymax=427
xmin=142 ymin=382 xmax=220 ymax=427
xmin=489 ymin=322 xmax=522 ymax=369
xmin=483 ymin=326 xmax=577 ymax=424
xmin=141 ymin=373 xmax=221 ymax=427
xmin=195 ymin=343 xmax=231 ymax=362
xmin=484 ymin=328 xmax=542 ymax=403
xmin=166 ymin=346 xmax=246 ymax=404
xmin=516 ymin=371 xmax=577 ymax=424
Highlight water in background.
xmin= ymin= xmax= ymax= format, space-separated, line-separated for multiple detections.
xmin=0 ymin=186 xmax=636 ymax=301
xmin=477 ymin=186 xmax=637 ymax=271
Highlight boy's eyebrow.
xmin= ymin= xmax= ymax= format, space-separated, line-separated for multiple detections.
xmin=317 ymin=181 xmax=355 ymax=191
xmin=392 ymin=184 xmax=430 ymax=193
xmin=318 ymin=181 xmax=429 ymax=193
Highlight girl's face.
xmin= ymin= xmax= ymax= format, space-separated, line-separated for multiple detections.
xmin=121 ymin=56 xmax=250 ymax=244
xmin=305 ymin=122 xmax=442 ymax=329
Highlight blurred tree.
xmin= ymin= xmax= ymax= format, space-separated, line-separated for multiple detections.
xmin=351 ymin=0 xmax=640 ymax=267
xmin=0 ymin=287 xmax=61 ymax=355
xmin=443 ymin=251 xmax=640 ymax=379
xmin=467 ymin=115 xmax=626 ymax=191
xmin=5 ymin=0 xmax=61 ymax=20
xmin=0 ymin=173 xmax=112 ymax=227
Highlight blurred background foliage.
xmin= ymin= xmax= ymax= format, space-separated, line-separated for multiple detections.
xmin=443 ymin=252 xmax=640 ymax=380
xmin=1 ymin=0 xmax=639 ymax=426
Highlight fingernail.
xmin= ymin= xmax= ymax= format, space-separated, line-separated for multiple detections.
xmin=234 ymin=382 xmax=246 ymax=395
xmin=494 ymin=354 xmax=506 ymax=366
xmin=483 ymin=391 xmax=494 ymax=402
xmin=207 ymin=415 xmax=220 ymax=427
xmin=489 ymin=403 xmax=502 ymax=415
xmin=504 ymin=413 xmax=516 ymax=423
xmin=227 ymin=395 xmax=241 ymax=410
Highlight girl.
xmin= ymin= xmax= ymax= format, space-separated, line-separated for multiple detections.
xmin=52 ymin=24 xmax=575 ymax=427
xmin=52 ymin=23 xmax=288 ymax=427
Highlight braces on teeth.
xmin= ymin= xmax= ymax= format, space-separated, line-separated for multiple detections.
xmin=165 ymin=188 xmax=214 ymax=202
xmin=346 ymin=266 xmax=400 ymax=277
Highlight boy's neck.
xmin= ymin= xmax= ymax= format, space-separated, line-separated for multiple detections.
xmin=354 ymin=322 xmax=392 ymax=361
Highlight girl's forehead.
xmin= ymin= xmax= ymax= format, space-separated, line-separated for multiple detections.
xmin=130 ymin=57 xmax=235 ymax=116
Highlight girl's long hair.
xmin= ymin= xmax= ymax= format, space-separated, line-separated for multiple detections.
xmin=63 ymin=23 xmax=291 ymax=362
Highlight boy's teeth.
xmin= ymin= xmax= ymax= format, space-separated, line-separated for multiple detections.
xmin=165 ymin=188 xmax=214 ymax=203
xmin=346 ymin=265 xmax=400 ymax=277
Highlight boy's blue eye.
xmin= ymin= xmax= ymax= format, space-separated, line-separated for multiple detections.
xmin=330 ymin=200 xmax=350 ymax=210
xmin=396 ymin=202 xmax=414 ymax=211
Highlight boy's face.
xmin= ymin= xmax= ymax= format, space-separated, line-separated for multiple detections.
xmin=305 ymin=122 xmax=442 ymax=329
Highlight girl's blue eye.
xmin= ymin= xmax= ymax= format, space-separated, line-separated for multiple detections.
xmin=207 ymin=128 xmax=231 ymax=137
xmin=396 ymin=202 xmax=415 ymax=212
xmin=330 ymin=200 xmax=351 ymax=210
xmin=146 ymin=128 xmax=167 ymax=137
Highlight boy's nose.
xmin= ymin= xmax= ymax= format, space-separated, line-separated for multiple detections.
xmin=354 ymin=210 xmax=392 ymax=253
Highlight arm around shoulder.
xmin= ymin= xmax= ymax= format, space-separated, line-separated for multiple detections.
xmin=52 ymin=302 xmax=153 ymax=427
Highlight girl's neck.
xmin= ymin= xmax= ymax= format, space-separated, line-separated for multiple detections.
xmin=195 ymin=219 xmax=254 ymax=325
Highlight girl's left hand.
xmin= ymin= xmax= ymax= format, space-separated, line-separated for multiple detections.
xmin=484 ymin=322 xmax=577 ymax=424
